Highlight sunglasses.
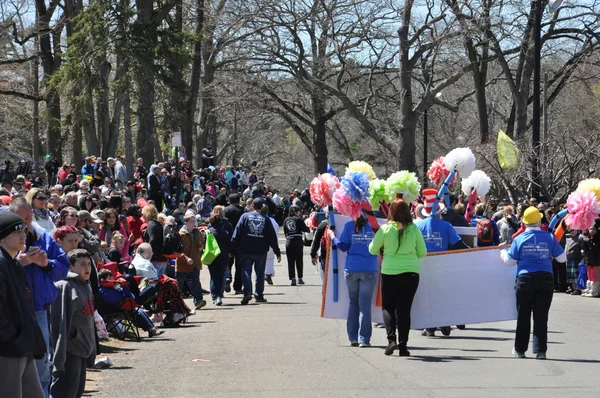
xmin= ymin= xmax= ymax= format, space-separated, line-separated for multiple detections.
xmin=67 ymin=213 xmax=78 ymax=217
xmin=35 ymin=196 xmax=48 ymax=201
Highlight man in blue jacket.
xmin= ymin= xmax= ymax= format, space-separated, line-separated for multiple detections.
xmin=9 ymin=198 xmax=69 ymax=398
xmin=81 ymin=157 xmax=95 ymax=178
xmin=232 ymin=198 xmax=281 ymax=305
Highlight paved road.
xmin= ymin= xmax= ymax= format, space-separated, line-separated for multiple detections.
xmin=93 ymin=233 xmax=600 ymax=398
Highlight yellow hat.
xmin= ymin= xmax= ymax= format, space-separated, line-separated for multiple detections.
xmin=523 ymin=207 xmax=543 ymax=225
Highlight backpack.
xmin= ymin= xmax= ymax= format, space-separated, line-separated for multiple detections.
xmin=201 ymin=230 xmax=221 ymax=265
xmin=162 ymin=224 xmax=182 ymax=254
xmin=476 ymin=218 xmax=494 ymax=244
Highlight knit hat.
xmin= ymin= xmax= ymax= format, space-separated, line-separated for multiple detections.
xmin=522 ymin=207 xmax=543 ymax=225
xmin=0 ymin=212 xmax=27 ymax=241
xmin=420 ymin=188 xmax=445 ymax=218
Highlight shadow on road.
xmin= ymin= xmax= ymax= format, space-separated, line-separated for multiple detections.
xmin=99 ymin=344 xmax=137 ymax=354
xmin=443 ymin=335 xmax=512 ymax=342
xmin=466 ymin=327 xmax=564 ymax=334
xmin=407 ymin=355 xmax=482 ymax=362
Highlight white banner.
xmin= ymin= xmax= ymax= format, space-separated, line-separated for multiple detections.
xmin=321 ymin=215 xmax=517 ymax=329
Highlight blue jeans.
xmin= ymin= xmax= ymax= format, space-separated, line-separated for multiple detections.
xmin=241 ymin=254 xmax=267 ymax=298
xmin=35 ymin=310 xmax=51 ymax=398
xmin=176 ymin=267 xmax=203 ymax=304
xmin=153 ymin=262 xmax=167 ymax=277
xmin=208 ymin=262 xmax=228 ymax=300
xmin=345 ymin=271 xmax=377 ymax=344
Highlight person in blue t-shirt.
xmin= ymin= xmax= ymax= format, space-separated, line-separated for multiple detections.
xmin=328 ymin=216 xmax=378 ymax=347
xmin=500 ymin=207 xmax=566 ymax=360
xmin=415 ymin=188 xmax=470 ymax=337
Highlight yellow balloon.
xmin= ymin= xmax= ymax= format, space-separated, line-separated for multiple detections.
xmin=577 ymin=178 xmax=600 ymax=200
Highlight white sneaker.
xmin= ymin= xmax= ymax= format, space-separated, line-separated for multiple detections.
xmin=216 ymin=297 xmax=223 ymax=306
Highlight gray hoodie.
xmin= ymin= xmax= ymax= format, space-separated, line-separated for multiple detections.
xmin=51 ymin=272 xmax=96 ymax=372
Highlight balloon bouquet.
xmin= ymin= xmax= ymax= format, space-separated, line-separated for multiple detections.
xmin=310 ymin=161 xmax=421 ymax=302
xmin=549 ymin=179 xmax=600 ymax=240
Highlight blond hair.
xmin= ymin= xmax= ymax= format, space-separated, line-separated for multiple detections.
xmin=212 ymin=205 xmax=225 ymax=218
xmin=142 ymin=205 xmax=158 ymax=221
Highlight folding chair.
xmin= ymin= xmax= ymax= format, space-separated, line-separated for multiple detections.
xmin=98 ymin=297 xmax=141 ymax=340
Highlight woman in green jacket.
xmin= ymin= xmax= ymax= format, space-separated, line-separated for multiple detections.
xmin=369 ymin=199 xmax=427 ymax=357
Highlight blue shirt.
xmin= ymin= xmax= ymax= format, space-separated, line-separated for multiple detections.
xmin=333 ymin=221 xmax=378 ymax=273
xmin=415 ymin=217 xmax=461 ymax=253
xmin=507 ymin=229 xmax=564 ymax=275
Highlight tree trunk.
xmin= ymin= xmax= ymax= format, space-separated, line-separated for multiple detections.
xmin=183 ymin=0 xmax=204 ymax=167
xmin=73 ymin=121 xmax=82 ymax=168
xmin=134 ymin=1 xmax=157 ymax=166
xmin=167 ymin=0 xmax=185 ymax=139
xmin=46 ymin=92 xmax=62 ymax=161
xmin=123 ymin=92 xmax=134 ymax=178
xmin=31 ymin=33 xmax=43 ymax=165
xmin=474 ymin=67 xmax=490 ymax=144
xmin=98 ymin=58 xmax=111 ymax=157
xmin=107 ymin=54 xmax=126 ymax=157
xmin=398 ymin=0 xmax=416 ymax=171
xmin=83 ymin=86 xmax=100 ymax=155
xmin=313 ymin=118 xmax=328 ymax=174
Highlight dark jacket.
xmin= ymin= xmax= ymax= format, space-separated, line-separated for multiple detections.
xmin=311 ymin=220 xmax=329 ymax=261
xmin=0 ymin=247 xmax=46 ymax=359
xmin=224 ymin=204 xmax=244 ymax=229
xmin=565 ymin=234 xmax=584 ymax=262
xmin=232 ymin=211 xmax=281 ymax=257
xmin=143 ymin=219 xmax=166 ymax=262
xmin=51 ymin=272 xmax=96 ymax=371
xmin=583 ymin=233 xmax=600 ymax=266
xmin=441 ymin=207 xmax=470 ymax=227
xmin=209 ymin=224 xmax=232 ymax=267
xmin=283 ymin=215 xmax=309 ymax=240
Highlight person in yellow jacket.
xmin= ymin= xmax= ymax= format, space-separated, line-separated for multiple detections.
xmin=176 ymin=215 xmax=206 ymax=310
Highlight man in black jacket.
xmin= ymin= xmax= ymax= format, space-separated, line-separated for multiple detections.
xmin=224 ymin=194 xmax=244 ymax=293
xmin=232 ymin=198 xmax=281 ymax=304
xmin=0 ymin=212 xmax=46 ymax=398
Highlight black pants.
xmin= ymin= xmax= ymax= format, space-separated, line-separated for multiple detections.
xmin=381 ymin=272 xmax=420 ymax=348
xmin=227 ymin=253 xmax=243 ymax=292
xmin=552 ymin=260 xmax=567 ymax=292
xmin=515 ymin=271 xmax=554 ymax=354
xmin=50 ymin=354 xmax=87 ymax=398
xmin=286 ymin=238 xmax=304 ymax=279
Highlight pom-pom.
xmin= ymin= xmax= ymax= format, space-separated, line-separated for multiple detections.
xmin=444 ymin=147 xmax=476 ymax=177
xmin=386 ymin=171 xmax=421 ymax=203
xmin=84 ymin=175 xmax=93 ymax=183
xmin=461 ymin=170 xmax=492 ymax=197
xmin=333 ymin=189 xmax=362 ymax=219
xmin=309 ymin=173 xmax=340 ymax=207
xmin=368 ymin=179 xmax=388 ymax=210
xmin=565 ymin=191 xmax=600 ymax=230
xmin=576 ymin=179 xmax=600 ymax=200
xmin=340 ymin=171 xmax=370 ymax=202
xmin=346 ymin=161 xmax=377 ymax=181
xmin=427 ymin=156 xmax=456 ymax=186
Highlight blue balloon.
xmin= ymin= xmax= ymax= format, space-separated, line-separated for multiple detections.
xmin=549 ymin=208 xmax=569 ymax=231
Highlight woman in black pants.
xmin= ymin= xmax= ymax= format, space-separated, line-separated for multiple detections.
xmin=283 ymin=205 xmax=309 ymax=285
xmin=369 ymin=199 xmax=427 ymax=356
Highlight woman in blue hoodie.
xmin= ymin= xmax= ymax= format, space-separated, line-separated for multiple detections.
xmin=328 ymin=215 xmax=378 ymax=347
